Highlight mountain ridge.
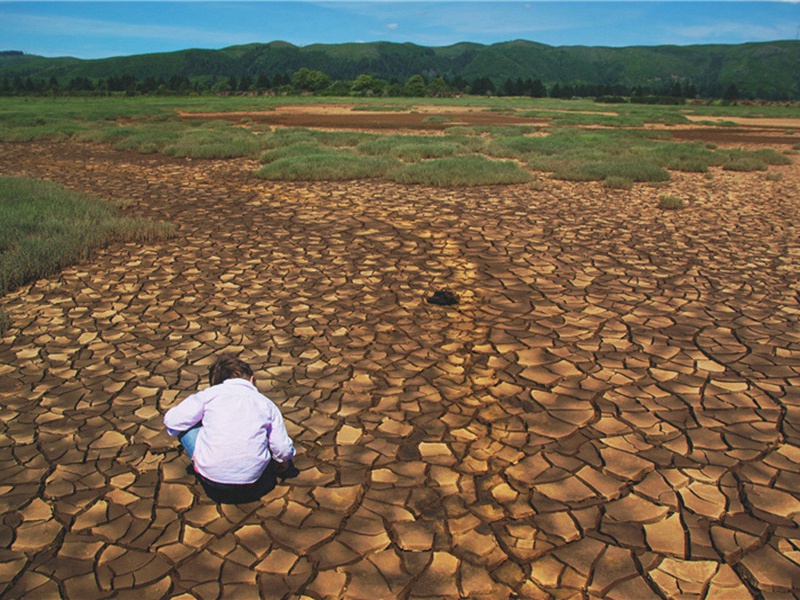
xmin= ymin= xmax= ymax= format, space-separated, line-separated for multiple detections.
xmin=1 ymin=39 xmax=798 ymax=99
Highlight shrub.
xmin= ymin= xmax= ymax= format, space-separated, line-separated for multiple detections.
xmin=0 ymin=177 xmax=174 ymax=295
xmin=387 ymin=156 xmax=532 ymax=186
xmin=658 ymin=195 xmax=685 ymax=210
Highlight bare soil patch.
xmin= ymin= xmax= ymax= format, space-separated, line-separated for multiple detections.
xmin=182 ymin=104 xmax=546 ymax=131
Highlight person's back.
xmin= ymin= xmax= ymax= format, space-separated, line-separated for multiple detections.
xmin=164 ymin=354 xmax=295 ymax=494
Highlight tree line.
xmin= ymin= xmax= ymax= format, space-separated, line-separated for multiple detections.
xmin=0 ymin=68 xmax=738 ymax=101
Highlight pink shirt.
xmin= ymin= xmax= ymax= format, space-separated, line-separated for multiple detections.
xmin=164 ymin=379 xmax=295 ymax=484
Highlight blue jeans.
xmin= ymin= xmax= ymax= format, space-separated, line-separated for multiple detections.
xmin=178 ymin=424 xmax=202 ymax=458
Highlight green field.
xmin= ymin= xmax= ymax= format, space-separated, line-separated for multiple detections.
xmin=0 ymin=96 xmax=796 ymax=189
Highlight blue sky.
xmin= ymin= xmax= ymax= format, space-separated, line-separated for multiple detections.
xmin=1 ymin=2 xmax=798 ymax=59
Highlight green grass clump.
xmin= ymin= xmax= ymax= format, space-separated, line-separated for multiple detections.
xmin=0 ymin=176 xmax=174 ymax=296
xmin=260 ymin=143 xmax=327 ymax=163
xmin=260 ymin=127 xmax=376 ymax=151
xmin=388 ymin=156 xmax=532 ymax=186
xmin=0 ymin=308 xmax=9 ymax=335
xmin=445 ymin=125 xmax=537 ymax=137
xmin=554 ymin=159 xmax=670 ymax=183
xmin=658 ymin=195 xmax=685 ymax=210
xmin=163 ymin=127 xmax=267 ymax=159
xmin=722 ymin=157 xmax=768 ymax=172
xmin=256 ymin=151 xmax=400 ymax=181
xmin=357 ymin=135 xmax=466 ymax=161
xmin=604 ymin=176 xmax=634 ymax=190
xmin=650 ymin=142 xmax=717 ymax=172
xmin=351 ymin=105 xmax=410 ymax=112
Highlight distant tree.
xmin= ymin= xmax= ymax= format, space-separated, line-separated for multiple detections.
xmin=211 ymin=79 xmax=232 ymax=94
xmin=238 ymin=75 xmax=252 ymax=92
xmin=450 ymin=75 xmax=468 ymax=93
xmin=530 ymin=79 xmax=546 ymax=98
xmin=428 ymin=77 xmax=449 ymax=97
xmin=255 ymin=74 xmax=271 ymax=91
xmin=470 ymin=76 xmax=494 ymax=96
xmin=404 ymin=74 xmax=427 ymax=97
xmin=724 ymin=83 xmax=739 ymax=102
xmin=351 ymin=74 xmax=383 ymax=96
xmin=292 ymin=68 xmax=332 ymax=93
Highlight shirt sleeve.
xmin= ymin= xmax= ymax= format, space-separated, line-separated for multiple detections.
xmin=267 ymin=406 xmax=296 ymax=463
xmin=164 ymin=389 xmax=209 ymax=437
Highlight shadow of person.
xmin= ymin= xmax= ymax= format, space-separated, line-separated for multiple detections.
xmin=194 ymin=460 xmax=300 ymax=505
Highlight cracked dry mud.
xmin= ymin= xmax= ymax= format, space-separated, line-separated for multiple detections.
xmin=1 ymin=138 xmax=800 ymax=599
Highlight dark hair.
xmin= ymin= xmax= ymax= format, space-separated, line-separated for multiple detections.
xmin=208 ymin=354 xmax=254 ymax=386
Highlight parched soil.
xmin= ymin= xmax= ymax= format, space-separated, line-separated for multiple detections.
xmin=1 ymin=111 xmax=800 ymax=599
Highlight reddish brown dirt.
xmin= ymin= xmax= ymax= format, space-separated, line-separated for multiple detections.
xmin=183 ymin=103 xmax=800 ymax=144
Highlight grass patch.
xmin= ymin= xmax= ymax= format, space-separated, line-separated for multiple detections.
xmin=260 ymin=143 xmax=328 ymax=163
xmin=0 ymin=176 xmax=174 ymax=296
xmin=0 ymin=308 xmax=9 ymax=335
xmin=445 ymin=125 xmax=537 ymax=137
xmin=388 ymin=156 xmax=532 ymax=186
xmin=256 ymin=150 xmax=400 ymax=181
xmin=658 ymin=195 xmax=685 ymax=210
xmin=163 ymin=126 xmax=268 ymax=159
xmin=357 ymin=135 xmax=468 ymax=161
xmin=555 ymin=159 xmax=670 ymax=183
xmin=423 ymin=115 xmax=458 ymax=123
xmin=260 ymin=127 xmax=375 ymax=150
xmin=351 ymin=105 xmax=410 ymax=112
xmin=604 ymin=176 xmax=634 ymax=190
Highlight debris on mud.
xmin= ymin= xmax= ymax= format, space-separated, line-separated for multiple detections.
xmin=427 ymin=289 xmax=459 ymax=306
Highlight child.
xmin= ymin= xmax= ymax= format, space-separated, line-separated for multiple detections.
xmin=164 ymin=354 xmax=296 ymax=501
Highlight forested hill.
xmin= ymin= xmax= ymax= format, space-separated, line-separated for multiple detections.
xmin=1 ymin=39 xmax=799 ymax=99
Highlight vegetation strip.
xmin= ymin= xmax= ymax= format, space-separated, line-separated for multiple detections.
xmin=0 ymin=176 xmax=174 ymax=331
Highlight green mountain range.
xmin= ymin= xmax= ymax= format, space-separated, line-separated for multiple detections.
xmin=2 ymin=39 xmax=798 ymax=99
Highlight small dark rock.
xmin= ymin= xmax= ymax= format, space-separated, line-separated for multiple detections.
xmin=427 ymin=289 xmax=459 ymax=306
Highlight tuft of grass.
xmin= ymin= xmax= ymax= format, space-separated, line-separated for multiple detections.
xmin=388 ymin=155 xmax=532 ymax=187
xmin=554 ymin=159 xmax=670 ymax=183
xmin=256 ymin=151 xmax=400 ymax=181
xmin=357 ymin=135 xmax=466 ymax=161
xmin=445 ymin=125 xmax=537 ymax=137
xmin=651 ymin=142 xmax=716 ymax=172
xmin=351 ymin=105 xmax=410 ymax=112
xmin=0 ymin=176 xmax=174 ymax=295
xmin=260 ymin=142 xmax=327 ymax=163
xmin=423 ymin=115 xmax=458 ymax=123
xmin=658 ymin=195 xmax=685 ymax=210
xmin=722 ymin=157 xmax=768 ymax=172
xmin=604 ymin=176 xmax=634 ymax=190
xmin=0 ymin=308 xmax=9 ymax=334
xmin=163 ymin=127 xmax=267 ymax=159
